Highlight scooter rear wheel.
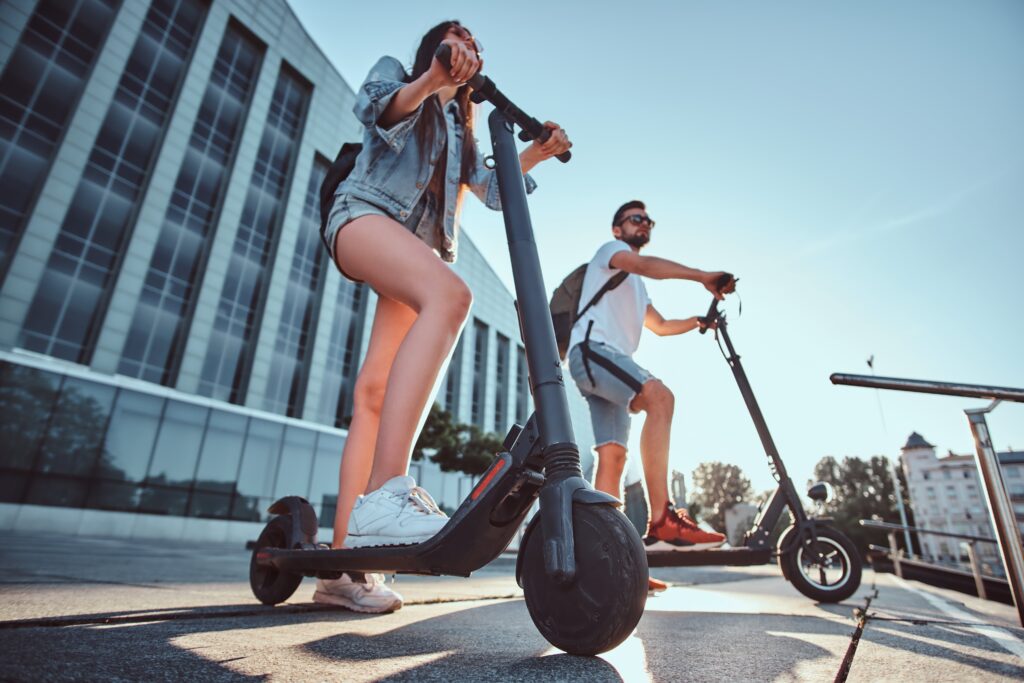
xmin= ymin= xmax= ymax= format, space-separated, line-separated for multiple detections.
xmin=521 ymin=503 xmax=648 ymax=655
xmin=778 ymin=525 xmax=862 ymax=603
xmin=249 ymin=516 xmax=303 ymax=605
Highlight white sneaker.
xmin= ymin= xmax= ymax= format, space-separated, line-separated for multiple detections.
xmin=346 ymin=475 xmax=449 ymax=548
xmin=313 ymin=573 xmax=402 ymax=613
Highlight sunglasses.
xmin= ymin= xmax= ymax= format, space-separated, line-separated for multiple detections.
xmin=620 ymin=214 xmax=655 ymax=228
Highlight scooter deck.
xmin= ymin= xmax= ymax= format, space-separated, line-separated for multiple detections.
xmin=647 ymin=547 xmax=772 ymax=567
xmin=255 ymin=452 xmax=544 ymax=578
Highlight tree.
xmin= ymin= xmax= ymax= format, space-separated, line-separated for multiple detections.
xmin=690 ymin=462 xmax=754 ymax=532
xmin=811 ymin=454 xmax=916 ymax=558
xmin=412 ymin=403 xmax=503 ymax=476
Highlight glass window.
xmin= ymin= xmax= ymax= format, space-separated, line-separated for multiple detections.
xmin=36 ymin=377 xmax=115 ymax=477
xmin=86 ymin=389 xmax=163 ymax=511
xmin=494 ymin=333 xmax=509 ymax=432
xmin=263 ymin=157 xmax=329 ymax=416
xmin=199 ymin=66 xmax=311 ymax=403
xmin=444 ymin=335 xmax=464 ymax=417
xmin=314 ymin=279 xmax=367 ymax=428
xmin=146 ymin=400 xmax=207 ymax=485
xmin=192 ymin=410 xmax=246 ymax=493
xmin=19 ymin=0 xmax=208 ymax=363
xmin=231 ymin=418 xmax=284 ymax=520
xmin=0 ymin=0 xmax=119 ymax=274
xmin=307 ymin=432 xmax=343 ymax=526
xmin=0 ymin=362 xmax=62 ymax=473
xmin=97 ymin=390 xmax=163 ymax=483
xmin=272 ymin=426 xmax=316 ymax=499
xmin=119 ymin=22 xmax=264 ymax=385
xmin=471 ymin=319 xmax=488 ymax=427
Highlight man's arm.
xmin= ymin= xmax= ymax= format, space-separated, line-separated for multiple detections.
xmin=644 ymin=305 xmax=707 ymax=337
xmin=609 ymin=250 xmax=732 ymax=299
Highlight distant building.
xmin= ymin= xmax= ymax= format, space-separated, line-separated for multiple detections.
xmin=0 ymin=0 xmax=593 ymax=543
xmin=901 ymin=431 xmax=1024 ymax=572
xmin=724 ymin=502 xmax=758 ymax=547
xmin=670 ymin=469 xmax=687 ymax=509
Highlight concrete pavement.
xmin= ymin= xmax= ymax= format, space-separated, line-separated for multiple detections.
xmin=1 ymin=532 xmax=1022 ymax=681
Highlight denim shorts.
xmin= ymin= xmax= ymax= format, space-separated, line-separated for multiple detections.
xmin=322 ymin=190 xmax=442 ymax=283
xmin=567 ymin=341 xmax=654 ymax=450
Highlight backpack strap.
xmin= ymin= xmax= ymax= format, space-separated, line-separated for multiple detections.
xmin=576 ymin=270 xmax=629 ymax=319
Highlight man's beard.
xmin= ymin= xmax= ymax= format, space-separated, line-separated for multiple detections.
xmin=624 ymin=232 xmax=649 ymax=248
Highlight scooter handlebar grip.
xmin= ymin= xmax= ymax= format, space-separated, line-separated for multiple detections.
xmin=435 ymin=44 xmax=570 ymax=163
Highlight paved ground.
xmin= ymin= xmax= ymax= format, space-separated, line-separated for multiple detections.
xmin=1 ymin=532 xmax=1022 ymax=681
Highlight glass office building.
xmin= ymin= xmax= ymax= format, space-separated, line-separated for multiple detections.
xmin=0 ymin=0 xmax=595 ymax=542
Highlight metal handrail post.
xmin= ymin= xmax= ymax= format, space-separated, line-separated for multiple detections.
xmin=962 ymin=541 xmax=987 ymax=600
xmin=966 ymin=402 xmax=1024 ymax=626
xmin=888 ymin=532 xmax=903 ymax=579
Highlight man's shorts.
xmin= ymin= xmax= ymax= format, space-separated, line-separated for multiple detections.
xmin=567 ymin=341 xmax=654 ymax=450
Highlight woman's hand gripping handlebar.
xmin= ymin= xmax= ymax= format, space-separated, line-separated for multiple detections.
xmin=435 ymin=44 xmax=571 ymax=163
xmin=699 ymin=272 xmax=737 ymax=334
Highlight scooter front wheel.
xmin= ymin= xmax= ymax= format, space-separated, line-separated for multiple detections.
xmin=521 ymin=503 xmax=648 ymax=655
xmin=778 ymin=525 xmax=862 ymax=603
xmin=249 ymin=516 xmax=303 ymax=605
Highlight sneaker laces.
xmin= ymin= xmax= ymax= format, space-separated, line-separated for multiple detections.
xmin=392 ymin=485 xmax=446 ymax=517
xmin=668 ymin=505 xmax=699 ymax=530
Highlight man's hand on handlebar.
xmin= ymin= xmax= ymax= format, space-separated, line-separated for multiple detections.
xmin=696 ymin=316 xmax=717 ymax=333
xmin=702 ymin=271 xmax=737 ymax=300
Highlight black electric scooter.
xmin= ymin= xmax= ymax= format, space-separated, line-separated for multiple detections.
xmin=248 ymin=47 xmax=648 ymax=656
xmin=646 ymin=283 xmax=863 ymax=603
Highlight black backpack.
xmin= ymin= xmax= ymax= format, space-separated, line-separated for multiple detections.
xmin=318 ymin=142 xmax=363 ymax=250
xmin=549 ymin=265 xmax=628 ymax=360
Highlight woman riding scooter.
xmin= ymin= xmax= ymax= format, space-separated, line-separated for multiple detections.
xmin=315 ymin=21 xmax=571 ymax=612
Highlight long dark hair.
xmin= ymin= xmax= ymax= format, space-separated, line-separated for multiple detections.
xmin=409 ymin=21 xmax=479 ymax=197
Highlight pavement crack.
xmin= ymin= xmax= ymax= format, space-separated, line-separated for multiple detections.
xmin=833 ymin=587 xmax=879 ymax=683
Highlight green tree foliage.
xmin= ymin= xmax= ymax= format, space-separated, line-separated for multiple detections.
xmin=811 ymin=455 xmax=915 ymax=558
xmin=412 ymin=403 xmax=502 ymax=476
xmin=690 ymin=461 xmax=754 ymax=532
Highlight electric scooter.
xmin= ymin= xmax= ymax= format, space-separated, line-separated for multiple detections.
xmin=646 ymin=283 xmax=863 ymax=603
xmin=248 ymin=47 xmax=649 ymax=656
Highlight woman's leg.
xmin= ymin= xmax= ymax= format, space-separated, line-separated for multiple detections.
xmin=331 ymin=295 xmax=416 ymax=548
xmin=330 ymin=214 xmax=471 ymax=543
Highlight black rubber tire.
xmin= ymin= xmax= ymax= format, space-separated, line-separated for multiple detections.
xmin=521 ymin=503 xmax=648 ymax=655
xmin=778 ymin=525 xmax=862 ymax=603
xmin=249 ymin=516 xmax=303 ymax=605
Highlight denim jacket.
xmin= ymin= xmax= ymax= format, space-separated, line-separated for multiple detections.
xmin=337 ymin=56 xmax=537 ymax=262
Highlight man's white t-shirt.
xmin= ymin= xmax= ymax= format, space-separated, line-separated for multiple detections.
xmin=568 ymin=240 xmax=651 ymax=356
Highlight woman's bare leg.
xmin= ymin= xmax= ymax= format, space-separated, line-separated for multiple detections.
xmin=331 ymin=296 xmax=416 ymax=548
xmin=329 ymin=214 xmax=471 ymax=546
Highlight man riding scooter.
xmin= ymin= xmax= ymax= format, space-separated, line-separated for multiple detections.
xmin=566 ymin=200 xmax=736 ymax=592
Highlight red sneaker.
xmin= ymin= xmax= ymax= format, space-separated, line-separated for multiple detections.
xmin=645 ymin=503 xmax=726 ymax=551
xmin=648 ymin=576 xmax=668 ymax=594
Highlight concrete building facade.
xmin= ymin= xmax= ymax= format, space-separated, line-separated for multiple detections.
xmin=0 ymin=0 xmax=594 ymax=543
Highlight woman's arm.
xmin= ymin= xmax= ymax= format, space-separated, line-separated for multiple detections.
xmin=379 ymin=39 xmax=481 ymax=128
xmin=518 ymin=121 xmax=571 ymax=174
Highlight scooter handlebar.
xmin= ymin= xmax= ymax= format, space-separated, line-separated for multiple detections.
xmin=699 ymin=272 xmax=736 ymax=334
xmin=434 ymin=44 xmax=571 ymax=163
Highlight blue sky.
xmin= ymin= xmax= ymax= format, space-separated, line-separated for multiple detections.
xmin=291 ymin=1 xmax=1024 ymax=493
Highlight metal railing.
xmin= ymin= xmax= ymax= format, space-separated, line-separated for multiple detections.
xmin=832 ymin=373 xmax=1024 ymax=626
xmin=861 ymin=519 xmax=999 ymax=600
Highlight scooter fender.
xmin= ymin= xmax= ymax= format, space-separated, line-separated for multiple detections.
xmin=267 ymin=496 xmax=318 ymax=549
xmin=514 ymin=482 xmax=621 ymax=588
